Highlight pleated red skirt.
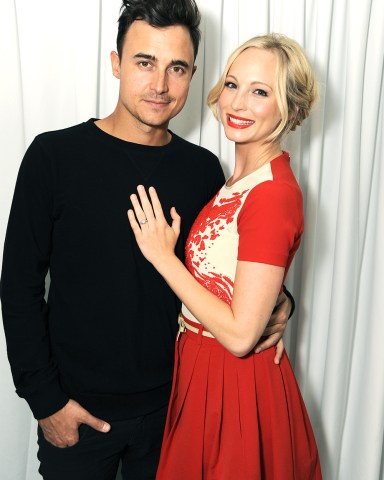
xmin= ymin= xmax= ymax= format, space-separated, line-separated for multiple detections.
xmin=156 ymin=320 xmax=322 ymax=480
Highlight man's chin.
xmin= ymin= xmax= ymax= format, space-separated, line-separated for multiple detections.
xmin=137 ymin=106 xmax=184 ymax=127
xmin=136 ymin=115 xmax=173 ymax=130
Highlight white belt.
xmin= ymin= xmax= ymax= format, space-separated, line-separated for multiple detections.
xmin=177 ymin=314 xmax=215 ymax=339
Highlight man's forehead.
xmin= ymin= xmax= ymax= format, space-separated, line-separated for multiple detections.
xmin=123 ymin=20 xmax=194 ymax=61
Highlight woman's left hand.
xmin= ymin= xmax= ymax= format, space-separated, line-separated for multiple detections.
xmin=128 ymin=185 xmax=181 ymax=266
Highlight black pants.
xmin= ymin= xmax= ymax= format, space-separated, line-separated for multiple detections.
xmin=37 ymin=405 xmax=168 ymax=480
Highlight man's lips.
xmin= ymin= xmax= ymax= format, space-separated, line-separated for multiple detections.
xmin=143 ymin=97 xmax=172 ymax=108
xmin=226 ymin=114 xmax=254 ymax=129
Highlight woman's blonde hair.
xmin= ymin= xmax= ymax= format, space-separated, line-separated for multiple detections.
xmin=207 ymin=33 xmax=319 ymax=144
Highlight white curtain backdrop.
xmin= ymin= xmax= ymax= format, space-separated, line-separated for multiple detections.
xmin=0 ymin=0 xmax=383 ymax=479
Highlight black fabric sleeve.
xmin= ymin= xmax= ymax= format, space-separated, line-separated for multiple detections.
xmin=0 ymin=137 xmax=69 ymax=419
xmin=283 ymin=285 xmax=296 ymax=319
xmin=205 ymin=153 xmax=225 ymax=200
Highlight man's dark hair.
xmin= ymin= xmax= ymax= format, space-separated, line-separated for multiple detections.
xmin=117 ymin=0 xmax=201 ymax=60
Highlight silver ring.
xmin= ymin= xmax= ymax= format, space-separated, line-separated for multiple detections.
xmin=139 ymin=218 xmax=148 ymax=225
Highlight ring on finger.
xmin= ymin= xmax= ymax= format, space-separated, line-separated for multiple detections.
xmin=139 ymin=218 xmax=148 ymax=225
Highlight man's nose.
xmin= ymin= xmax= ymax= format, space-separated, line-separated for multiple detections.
xmin=151 ymin=70 xmax=169 ymax=94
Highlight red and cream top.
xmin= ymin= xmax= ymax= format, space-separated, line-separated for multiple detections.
xmin=182 ymin=151 xmax=304 ymax=324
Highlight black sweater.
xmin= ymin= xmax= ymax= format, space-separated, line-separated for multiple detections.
xmin=1 ymin=119 xmax=225 ymax=421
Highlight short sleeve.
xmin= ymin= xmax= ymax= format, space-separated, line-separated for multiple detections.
xmin=237 ymin=180 xmax=304 ymax=267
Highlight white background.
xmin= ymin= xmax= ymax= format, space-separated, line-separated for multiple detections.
xmin=0 ymin=1 xmax=383 ymax=478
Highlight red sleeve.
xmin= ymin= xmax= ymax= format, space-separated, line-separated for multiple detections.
xmin=237 ymin=180 xmax=304 ymax=267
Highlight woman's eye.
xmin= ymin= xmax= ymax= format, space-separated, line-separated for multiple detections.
xmin=224 ymin=81 xmax=237 ymax=89
xmin=254 ymin=88 xmax=268 ymax=96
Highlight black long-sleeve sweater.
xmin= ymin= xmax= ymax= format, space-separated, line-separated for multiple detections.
xmin=0 ymin=119 xmax=225 ymax=421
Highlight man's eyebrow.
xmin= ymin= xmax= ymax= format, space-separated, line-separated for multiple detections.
xmin=133 ymin=53 xmax=191 ymax=69
xmin=134 ymin=53 xmax=156 ymax=61
xmin=170 ymin=59 xmax=190 ymax=69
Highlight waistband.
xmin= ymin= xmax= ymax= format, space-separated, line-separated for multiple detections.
xmin=177 ymin=313 xmax=215 ymax=339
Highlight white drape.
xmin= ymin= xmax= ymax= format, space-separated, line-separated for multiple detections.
xmin=0 ymin=1 xmax=383 ymax=479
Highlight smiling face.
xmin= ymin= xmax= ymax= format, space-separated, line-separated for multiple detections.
xmin=218 ymin=47 xmax=282 ymax=146
xmin=111 ymin=20 xmax=196 ymax=134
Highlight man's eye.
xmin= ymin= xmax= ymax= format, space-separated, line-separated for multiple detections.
xmin=171 ymin=66 xmax=185 ymax=74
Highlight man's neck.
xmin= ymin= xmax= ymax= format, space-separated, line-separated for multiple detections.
xmin=95 ymin=112 xmax=172 ymax=146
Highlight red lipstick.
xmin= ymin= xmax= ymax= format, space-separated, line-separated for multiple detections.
xmin=226 ymin=114 xmax=254 ymax=129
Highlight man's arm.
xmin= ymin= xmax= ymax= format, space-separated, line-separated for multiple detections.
xmin=0 ymin=138 xmax=69 ymax=419
xmin=254 ymin=287 xmax=294 ymax=363
xmin=0 ymin=139 xmax=111 ymax=445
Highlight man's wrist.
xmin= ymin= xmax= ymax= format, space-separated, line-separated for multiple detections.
xmin=283 ymin=285 xmax=295 ymax=319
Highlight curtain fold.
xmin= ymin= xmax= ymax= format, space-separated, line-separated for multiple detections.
xmin=0 ymin=0 xmax=383 ymax=478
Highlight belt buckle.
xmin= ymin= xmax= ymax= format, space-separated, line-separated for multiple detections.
xmin=177 ymin=315 xmax=186 ymax=340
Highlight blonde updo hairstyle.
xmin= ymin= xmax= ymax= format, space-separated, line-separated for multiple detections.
xmin=207 ymin=33 xmax=319 ymax=144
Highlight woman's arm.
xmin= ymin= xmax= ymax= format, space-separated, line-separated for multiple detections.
xmin=128 ymin=185 xmax=284 ymax=357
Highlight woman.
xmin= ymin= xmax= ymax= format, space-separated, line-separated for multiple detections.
xmin=128 ymin=33 xmax=322 ymax=479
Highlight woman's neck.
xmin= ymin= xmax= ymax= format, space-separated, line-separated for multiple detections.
xmin=227 ymin=143 xmax=282 ymax=187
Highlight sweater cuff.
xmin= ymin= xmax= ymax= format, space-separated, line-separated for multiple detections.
xmin=23 ymin=381 xmax=70 ymax=420
xmin=283 ymin=285 xmax=296 ymax=319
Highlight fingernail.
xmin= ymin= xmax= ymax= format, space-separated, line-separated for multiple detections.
xmin=102 ymin=423 xmax=110 ymax=432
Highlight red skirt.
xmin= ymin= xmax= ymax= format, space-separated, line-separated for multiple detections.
xmin=156 ymin=320 xmax=322 ymax=480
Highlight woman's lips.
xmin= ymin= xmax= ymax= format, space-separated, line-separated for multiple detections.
xmin=226 ymin=114 xmax=255 ymax=129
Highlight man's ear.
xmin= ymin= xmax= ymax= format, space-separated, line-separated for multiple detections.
xmin=111 ymin=51 xmax=121 ymax=79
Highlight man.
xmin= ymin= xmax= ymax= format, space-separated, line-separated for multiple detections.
xmin=1 ymin=1 xmax=293 ymax=479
